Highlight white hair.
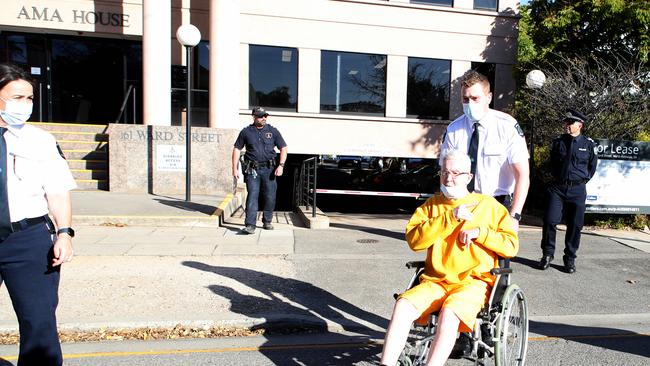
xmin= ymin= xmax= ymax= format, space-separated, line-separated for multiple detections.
xmin=440 ymin=149 xmax=471 ymax=172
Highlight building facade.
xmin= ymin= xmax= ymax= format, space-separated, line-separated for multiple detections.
xmin=1 ymin=0 xmax=520 ymax=160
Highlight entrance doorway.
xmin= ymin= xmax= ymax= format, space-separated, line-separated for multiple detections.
xmin=0 ymin=32 xmax=142 ymax=124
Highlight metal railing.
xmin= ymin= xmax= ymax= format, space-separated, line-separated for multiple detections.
xmin=115 ymin=84 xmax=137 ymax=124
xmin=294 ymin=156 xmax=318 ymax=217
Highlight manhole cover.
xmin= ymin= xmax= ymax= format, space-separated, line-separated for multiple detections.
xmin=356 ymin=238 xmax=379 ymax=244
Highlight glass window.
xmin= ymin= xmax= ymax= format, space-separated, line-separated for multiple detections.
xmin=410 ymin=0 xmax=453 ymax=6
xmin=249 ymin=45 xmax=298 ymax=111
xmin=320 ymin=51 xmax=386 ymax=115
xmin=407 ymin=57 xmax=451 ymax=120
xmin=471 ymin=62 xmax=495 ymax=108
xmin=474 ymin=0 xmax=497 ymax=11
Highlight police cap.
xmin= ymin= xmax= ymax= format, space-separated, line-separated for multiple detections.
xmin=251 ymin=107 xmax=269 ymax=118
xmin=563 ymin=108 xmax=587 ymax=124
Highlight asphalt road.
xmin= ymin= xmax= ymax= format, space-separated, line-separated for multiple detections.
xmin=0 ymin=213 xmax=648 ymax=365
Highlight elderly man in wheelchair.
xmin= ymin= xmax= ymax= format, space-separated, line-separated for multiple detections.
xmin=380 ymin=150 xmax=527 ymax=366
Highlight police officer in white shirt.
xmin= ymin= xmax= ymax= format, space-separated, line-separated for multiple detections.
xmin=440 ymin=70 xmax=530 ymax=359
xmin=0 ymin=63 xmax=76 ymax=366
xmin=442 ymin=70 xmax=530 ymax=231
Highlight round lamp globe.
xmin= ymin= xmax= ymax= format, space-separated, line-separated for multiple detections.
xmin=526 ymin=69 xmax=546 ymax=89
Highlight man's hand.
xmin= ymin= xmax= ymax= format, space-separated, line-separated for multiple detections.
xmin=458 ymin=228 xmax=480 ymax=249
xmin=52 ymin=235 xmax=74 ymax=266
xmin=275 ymin=165 xmax=284 ymax=177
xmin=453 ymin=203 xmax=476 ymax=221
xmin=233 ymin=168 xmax=240 ymax=180
xmin=510 ymin=216 xmax=520 ymax=232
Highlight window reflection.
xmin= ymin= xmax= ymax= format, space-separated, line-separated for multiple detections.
xmin=407 ymin=57 xmax=451 ymax=120
xmin=474 ymin=0 xmax=498 ymax=11
xmin=320 ymin=51 xmax=386 ymax=115
xmin=249 ymin=45 xmax=298 ymax=111
xmin=410 ymin=0 xmax=453 ymax=6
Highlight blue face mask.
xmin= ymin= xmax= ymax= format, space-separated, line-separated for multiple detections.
xmin=463 ymin=102 xmax=487 ymax=122
xmin=0 ymin=97 xmax=32 ymax=127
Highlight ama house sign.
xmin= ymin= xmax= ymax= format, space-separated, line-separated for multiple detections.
xmin=5 ymin=3 xmax=141 ymax=35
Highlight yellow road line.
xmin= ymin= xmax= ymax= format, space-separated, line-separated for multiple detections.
xmin=2 ymin=334 xmax=649 ymax=361
xmin=0 ymin=341 xmax=378 ymax=361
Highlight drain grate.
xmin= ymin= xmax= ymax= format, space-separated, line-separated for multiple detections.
xmin=356 ymin=238 xmax=379 ymax=244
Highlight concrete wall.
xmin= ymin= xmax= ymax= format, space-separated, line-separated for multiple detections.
xmin=108 ymin=124 xmax=236 ymax=195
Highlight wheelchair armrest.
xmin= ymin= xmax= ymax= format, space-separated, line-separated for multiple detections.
xmin=498 ymin=258 xmax=511 ymax=268
xmin=490 ymin=267 xmax=513 ymax=275
xmin=406 ymin=260 xmax=425 ymax=269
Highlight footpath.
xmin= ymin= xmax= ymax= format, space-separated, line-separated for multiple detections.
xmin=0 ymin=190 xmax=648 ymax=361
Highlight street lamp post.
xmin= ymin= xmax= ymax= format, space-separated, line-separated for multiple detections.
xmin=525 ymin=69 xmax=546 ymax=183
xmin=176 ymin=24 xmax=201 ymax=202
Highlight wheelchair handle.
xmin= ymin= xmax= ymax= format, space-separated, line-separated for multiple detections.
xmin=406 ymin=260 xmax=425 ymax=269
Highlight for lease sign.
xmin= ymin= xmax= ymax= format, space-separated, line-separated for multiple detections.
xmin=586 ymin=139 xmax=650 ymax=214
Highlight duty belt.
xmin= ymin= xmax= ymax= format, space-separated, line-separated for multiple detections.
xmin=555 ymin=179 xmax=585 ymax=187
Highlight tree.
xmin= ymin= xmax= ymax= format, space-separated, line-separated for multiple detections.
xmin=521 ymin=0 xmax=650 ymax=65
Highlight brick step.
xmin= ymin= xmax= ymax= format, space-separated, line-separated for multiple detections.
xmin=29 ymin=122 xmax=108 ymax=134
xmin=56 ymin=140 xmax=108 ymax=151
xmin=62 ymin=149 xmax=107 ymax=161
xmin=70 ymin=169 xmax=107 ymax=181
xmin=74 ymin=179 xmax=108 ymax=191
xmin=67 ymin=159 xmax=107 ymax=170
xmin=51 ymin=131 xmax=108 ymax=142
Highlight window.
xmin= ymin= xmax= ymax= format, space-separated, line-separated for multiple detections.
xmin=474 ymin=0 xmax=497 ymax=11
xmin=471 ymin=62 xmax=495 ymax=108
xmin=249 ymin=45 xmax=298 ymax=111
xmin=410 ymin=0 xmax=453 ymax=6
xmin=407 ymin=57 xmax=451 ymax=120
xmin=320 ymin=51 xmax=386 ymax=115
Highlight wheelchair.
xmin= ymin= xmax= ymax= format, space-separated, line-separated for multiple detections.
xmin=394 ymin=260 xmax=528 ymax=366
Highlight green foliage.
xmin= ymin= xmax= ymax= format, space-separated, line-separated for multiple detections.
xmin=590 ymin=214 xmax=650 ymax=230
xmin=523 ymin=0 xmax=650 ymax=64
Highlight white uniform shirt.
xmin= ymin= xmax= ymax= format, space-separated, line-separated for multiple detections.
xmin=441 ymin=109 xmax=529 ymax=196
xmin=4 ymin=124 xmax=76 ymax=222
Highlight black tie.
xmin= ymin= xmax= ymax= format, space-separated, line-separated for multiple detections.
xmin=0 ymin=128 xmax=12 ymax=238
xmin=468 ymin=123 xmax=479 ymax=192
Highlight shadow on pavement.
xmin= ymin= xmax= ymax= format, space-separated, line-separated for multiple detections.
xmin=153 ymin=197 xmax=216 ymax=215
xmin=330 ymin=223 xmax=404 ymax=240
xmin=511 ymin=255 xmax=541 ymax=270
xmin=530 ymin=320 xmax=650 ymax=358
xmin=182 ymin=261 xmax=386 ymax=365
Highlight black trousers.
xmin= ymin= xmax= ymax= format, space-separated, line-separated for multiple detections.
xmin=0 ymin=222 xmax=62 ymax=366
xmin=540 ymin=183 xmax=587 ymax=260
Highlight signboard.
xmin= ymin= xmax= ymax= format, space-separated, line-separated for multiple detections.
xmin=586 ymin=139 xmax=650 ymax=214
xmin=156 ymin=145 xmax=185 ymax=172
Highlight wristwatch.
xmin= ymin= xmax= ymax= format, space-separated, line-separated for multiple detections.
xmin=511 ymin=213 xmax=522 ymax=221
xmin=57 ymin=227 xmax=75 ymax=238
xmin=279 ymin=162 xmax=285 ymax=167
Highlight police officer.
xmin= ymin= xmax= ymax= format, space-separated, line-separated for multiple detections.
xmin=0 ymin=63 xmax=76 ymax=365
xmin=442 ymin=70 xmax=530 ymax=229
xmin=232 ymin=107 xmax=288 ymax=234
xmin=539 ymin=108 xmax=598 ymax=273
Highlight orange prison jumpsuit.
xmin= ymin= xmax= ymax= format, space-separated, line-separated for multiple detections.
xmin=399 ymin=192 xmax=518 ymax=332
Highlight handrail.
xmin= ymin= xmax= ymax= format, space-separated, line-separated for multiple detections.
xmin=115 ymin=84 xmax=136 ymax=124
xmin=294 ymin=156 xmax=318 ymax=217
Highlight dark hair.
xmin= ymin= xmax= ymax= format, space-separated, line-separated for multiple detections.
xmin=0 ymin=63 xmax=35 ymax=91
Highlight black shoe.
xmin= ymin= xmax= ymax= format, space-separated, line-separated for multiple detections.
xmin=538 ymin=255 xmax=554 ymax=270
xmin=263 ymin=223 xmax=274 ymax=230
xmin=242 ymin=225 xmax=256 ymax=234
xmin=563 ymin=256 xmax=576 ymax=273
xmin=449 ymin=332 xmax=472 ymax=359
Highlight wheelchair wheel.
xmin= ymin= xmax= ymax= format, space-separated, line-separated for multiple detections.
xmin=494 ymin=284 xmax=528 ymax=366
xmin=398 ymin=322 xmax=436 ymax=366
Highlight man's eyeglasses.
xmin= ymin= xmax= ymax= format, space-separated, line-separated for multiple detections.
xmin=441 ymin=170 xmax=470 ymax=178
